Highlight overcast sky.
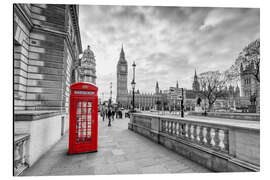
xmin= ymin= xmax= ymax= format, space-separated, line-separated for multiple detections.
xmin=79 ymin=5 xmax=259 ymax=101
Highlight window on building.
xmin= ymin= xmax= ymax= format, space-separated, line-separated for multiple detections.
xmin=245 ymin=90 xmax=251 ymax=97
xmin=14 ymin=40 xmax=22 ymax=99
xmin=245 ymin=78 xmax=251 ymax=85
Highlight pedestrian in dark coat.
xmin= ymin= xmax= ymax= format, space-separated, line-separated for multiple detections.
xmin=121 ymin=110 xmax=123 ymax=118
xmin=102 ymin=110 xmax=105 ymax=121
xmin=112 ymin=110 xmax=115 ymax=120
xmin=108 ymin=108 xmax=112 ymax=126
xmin=106 ymin=110 xmax=108 ymax=119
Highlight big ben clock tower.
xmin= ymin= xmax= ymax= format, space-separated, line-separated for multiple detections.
xmin=116 ymin=45 xmax=128 ymax=107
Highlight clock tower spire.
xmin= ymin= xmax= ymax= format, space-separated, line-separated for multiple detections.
xmin=116 ymin=44 xmax=128 ymax=107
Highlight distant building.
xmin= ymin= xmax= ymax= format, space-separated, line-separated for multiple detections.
xmin=192 ymin=69 xmax=200 ymax=91
xmin=184 ymin=69 xmax=240 ymax=111
xmin=14 ymin=4 xmax=82 ymax=171
xmin=240 ymin=62 xmax=260 ymax=112
xmin=75 ymin=45 xmax=97 ymax=84
xmin=126 ymin=82 xmax=163 ymax=110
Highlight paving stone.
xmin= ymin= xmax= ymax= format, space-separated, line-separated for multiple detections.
xmin=94 ymin=165 xmax=118 ymax=175
xmin=118 ymin=168 xmax=142 ymax=175
xmin=142 ymin=164 xmax=169 ymax=174
xmin=134 ymin=157 xmax=159 ymax=167
xmin=163 ymin=161 xmax=190 ymax=173
xmin=22 ymin=116 xmax=210 ymax=176
xmin=71 ymin=167 xmax=95 ymax=175
xmin=115 ymin=161 xmax=137 ymax=172
xmin=107 ymin=155 xmax=127 ymax=164
xmin=112 ymin=149 xmax=125 ymax=155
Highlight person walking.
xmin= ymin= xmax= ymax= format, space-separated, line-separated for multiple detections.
xmin=105 ymin=108 xmax=108 ymax=119
xmin=115 ymin=109 xmax=117 ymax=119
xmin=108 ymin=107 xmax=112 ymax=127
xmin=112 ymin=109 xmax=115 ymax=121
xmin=102 ymin=109 xmax=105 ymax=121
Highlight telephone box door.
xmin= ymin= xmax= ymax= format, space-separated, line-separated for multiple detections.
xmin=69 ymin=96 xmax=98 ymax=154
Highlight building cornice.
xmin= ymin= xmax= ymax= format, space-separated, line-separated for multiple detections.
xmin=14 ymin=4 xmax=34 ymax=30
xmin=69 ymin=5 xmax=82 ymax=54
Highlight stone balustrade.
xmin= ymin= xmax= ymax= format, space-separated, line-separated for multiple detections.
xmin=160 ymin=118 xmax=229 ymax=153
xmin=128 ymin=113 xmax=259 ymax=172
xmin=14 ymin=134 xmax=30 ymax=176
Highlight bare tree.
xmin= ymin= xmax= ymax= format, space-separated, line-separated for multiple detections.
xmin=226 ymin=39 xmax=260 ymax=83
xmin=198 ymin=71 xmax=228 ymax=111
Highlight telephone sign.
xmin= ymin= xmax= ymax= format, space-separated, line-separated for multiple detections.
xmin=69 ymin=82 xmax=98 ymax=154
xmin=74 ymin=91 xmax=95 ymax=95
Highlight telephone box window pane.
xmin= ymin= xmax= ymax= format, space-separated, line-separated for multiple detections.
xmin=82 ymin=121 xmax=87 ymax=129
xmin=88 ymin=102 xmax=92 ymax=107
xmin=83 ymin=115 xmax=87 ymax=121
xmin=87 ymin=115 xmax=91 ymax=120
xmin=82 ymin=129 xmax=86 ymax=136
xmin=87 ymin=101 xmax=92 ymax=142
xmin=77 ymin=102 xmax=81 ymax=114
xmin=88 ymin=108 xmax=91 ymax=114
xmin=75 ymin=100 xmax=93 ymax=144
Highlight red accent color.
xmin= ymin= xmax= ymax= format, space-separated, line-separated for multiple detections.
xmin=69 ymin=82 xmax=98 ymax=154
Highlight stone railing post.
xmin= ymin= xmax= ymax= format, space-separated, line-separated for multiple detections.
xmin=151 ymin=116 xmax=160 ymax=132
xmin=14 ymin=134 xmax=30 ymax=176
xmin=229 ymin=128 xmax=236 ymax=157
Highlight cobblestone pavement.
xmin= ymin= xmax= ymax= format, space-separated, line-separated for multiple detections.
xmin=22 ymin=116 xmax=210 ymax=176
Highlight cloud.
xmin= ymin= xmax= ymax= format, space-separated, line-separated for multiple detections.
xmin=200 ymin=8 xmax=241 ymax=30
xmin=79 ymin=5 xmax=259 ymax=100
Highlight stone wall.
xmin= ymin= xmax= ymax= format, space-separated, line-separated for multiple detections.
xmin=188 ymin=111 xmax=260 ymax=121
xmin=15 ymin=111 xmax=69 ymax=166
xmin=129 ymin=113 xmax=260 ymax=172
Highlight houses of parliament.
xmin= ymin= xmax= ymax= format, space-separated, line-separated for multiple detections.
xmin=116 ymin=45 xmax=258 ymax=112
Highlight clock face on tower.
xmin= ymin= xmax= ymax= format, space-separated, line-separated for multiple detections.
xmin=120 ymin=66 xmax=126 ymax=72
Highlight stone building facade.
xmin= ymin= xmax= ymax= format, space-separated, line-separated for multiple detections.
xmin=14 ymin=4 xmax=82 ymax=170
xmin=126 ymin=82 xmax=163 ymax=110
xmin=192 ymin=69 xmax=200 ymax=92
xmin=75 ymin=45 xmax=96 ymax=84
xmin=184 ymin=70 xmax=241 ymax=111
xmin=239 ymin=62 xmax=260 ymax=112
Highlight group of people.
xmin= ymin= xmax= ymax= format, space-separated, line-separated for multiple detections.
xmin=100 ymin=107 xmax=123 ymax=127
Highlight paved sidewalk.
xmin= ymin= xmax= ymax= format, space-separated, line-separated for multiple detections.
xmin=22 ymin=116 xmax=210 ymax=176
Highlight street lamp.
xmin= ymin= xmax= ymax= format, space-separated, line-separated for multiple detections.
xmin=131 ymin=61 xmax=136 ymax=112
xmin=109 ymin=82 xmax=112 ymax=108
xmin=202 ymin=86 xmax=207 ymax=116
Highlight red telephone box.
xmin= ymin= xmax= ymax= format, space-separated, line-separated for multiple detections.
xmin=69 ymin=82 xmax=98 ymax=154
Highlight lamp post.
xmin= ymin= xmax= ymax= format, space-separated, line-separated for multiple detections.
xmin=180 ymin=88 xmax=184 ymax=117
xmin=131 ymin=61 xmax=136 ymax=112
xmin=109 ymin=82 xmax=112 ymax=108
xmin=203 ymin=86 xmax=207 ymax=116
